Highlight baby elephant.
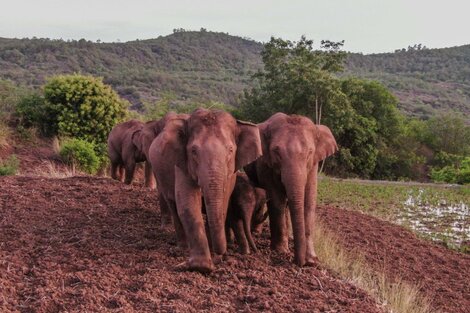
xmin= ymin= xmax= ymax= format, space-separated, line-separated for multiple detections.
xmin=226 ymin=172 xmax=268 ymax=254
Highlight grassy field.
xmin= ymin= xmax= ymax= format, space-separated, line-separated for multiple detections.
xmin=318 ymin=177 xmax=470 ymax=252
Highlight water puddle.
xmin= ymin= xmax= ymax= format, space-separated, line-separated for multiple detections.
xmin=397 ymin=189 xmax=470 ymax=250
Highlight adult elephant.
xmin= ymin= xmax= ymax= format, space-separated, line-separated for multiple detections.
xmin=148 ymin=109 xmax=262 ymax=272
xmin=108 ymin=120 xmax=147 ymax=185
xmin=245 ymin=113 xmax=337 ymax=266
xmin=107 ymin=119 xmax=165 ymax=189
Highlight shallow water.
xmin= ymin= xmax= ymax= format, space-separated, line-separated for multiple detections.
xmin=397 ymin=189 xmax=470 ymax=249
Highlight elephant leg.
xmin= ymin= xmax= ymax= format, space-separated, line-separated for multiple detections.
xmin=175 ymin=166 xmax=213 ymax=273
xmin=233 ymin=219 xmax=250 ymax=254
xmin=110 ymin=162 xmax=120 ymax=181
xmin=267 ymin=190 xmax=289 ymax=253
xmin=124 ymin=160 xmax=136 ymax=184
xmin=159 ymin=193 xmax=172 ymax=228
xmin=243 ymin=212 xmax=258 ymax=253
xmin=118 ymin=165 xmax=125 ymax=182
xmin=225 ymin=220 xmax=234 ymax=245
xmin=165 ymin=198 xmax=186 ymax=248
xmin=304 ymin=166 xmax=319 ymax=266
xmin=144 ymin=161 xmax=156 ymax=189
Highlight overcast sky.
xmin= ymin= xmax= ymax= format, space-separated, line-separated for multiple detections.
xmin=1 ymin=0 xmax=469 ymax=53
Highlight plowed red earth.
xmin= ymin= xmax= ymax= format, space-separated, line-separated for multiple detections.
xmin=318 ymin=206 xmax=470 ymax=313
xmin=0 ymin=176 xmax=382 ymax=313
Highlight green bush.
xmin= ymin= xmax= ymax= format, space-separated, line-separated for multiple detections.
xmin=59 ymin=139 xmax=100 ymax=174
xmin=43 ymin=74 xmax=128 ymax=144
xmin=0 ymin=155 xmax=19 ymax=176
xmin=430 ymin=166 xmax=458 ymax=184
xmin=456 ymin=158 xmax=470 ymax=185
xmin=15 ymin=93 xmax=48 ymax=134
xmin=430 ymin=157 xmax=470 ymax=184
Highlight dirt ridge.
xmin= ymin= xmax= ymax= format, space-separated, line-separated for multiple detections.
xmin=1 ymin=176 xmax=382 ymax=313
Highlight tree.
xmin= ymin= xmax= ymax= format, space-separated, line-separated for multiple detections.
xmin=240 ymin=36 xmax=349 ymax=126
xmin=43 ymin=74 xmax=128 ymax=145
xmin=423 ymin=114 xmax=470 ymax=156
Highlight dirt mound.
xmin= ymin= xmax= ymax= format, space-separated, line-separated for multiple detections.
xmin=0 ymin=176 xmax=382 ymax=313
xmin=318 ymin=206 xmax=470 ymax=313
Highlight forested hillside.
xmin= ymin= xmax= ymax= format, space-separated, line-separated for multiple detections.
xmin=1 ymin=30 xmax=469 ymax=119
xmin=346 ymin=45 xmax=470 ymax=119
xmin=0 ymin=30 xmax=262 ymax=108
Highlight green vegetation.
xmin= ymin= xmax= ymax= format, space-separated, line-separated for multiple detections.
xmin=346 ymin=44 xmax=470 ymax=120
xmin=1 ymin=75 xmax=128 ymax=172
xmin=59 ymin=138 xmax=100 ymax=174
xmin=142 ymin=92 xmax=235 ymax=120
xmin=43 ymin=74 xmax=128 ymax=143
xmin=0 ymin=155 xmax=19 ymax=176
xmin=0 ymin=31 xmax=262 ymax=108
xmin=318 ymin=178 xmax=470 ymax=252
xmin=431 ymin=157 xmax=470 ymax=184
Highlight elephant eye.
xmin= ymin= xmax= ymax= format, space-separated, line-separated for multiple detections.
xmin=191 ymin=146 xmax=198 ymax=156
xmin=228 ymin=146 xmax=234 ymax=154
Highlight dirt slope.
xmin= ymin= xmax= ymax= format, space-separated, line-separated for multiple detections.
xmin=0 ymin=176 xmax=382 ymax=313
xmin=317 ymin=206 xmax=470 ymax=313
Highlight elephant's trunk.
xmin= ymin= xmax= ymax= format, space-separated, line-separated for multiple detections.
xmin=282 ymin=165 xmax=307 ymax=266
xmin=202 ymin=167 xmax=227 ymax=255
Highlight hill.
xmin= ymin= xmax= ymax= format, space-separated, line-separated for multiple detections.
xmin=0 ymin=31 xmax=263 ymax=109
xmin=346 ymin=45 xmax=470 ymax=119
xmin=1 ymin=30 xmax=469 ymax=119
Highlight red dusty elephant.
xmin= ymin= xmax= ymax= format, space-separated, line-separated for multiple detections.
xmin=148 ymin=109 xmax=262 ymax=272
xmin=245 ymin=113 xmax=337 ymax=266
xmin=107 ymin=119 xmax=165 ymax=189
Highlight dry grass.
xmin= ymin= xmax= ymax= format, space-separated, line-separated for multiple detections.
xmin=52 ymin=136 xmax=60 ymax=154
xmin=313 ymin=220 xmax=434 ymax=313
xmin=0 ymin=121 xmax=11 ymax=148
xmin=33 ymin=161 xmax=75 ymax=178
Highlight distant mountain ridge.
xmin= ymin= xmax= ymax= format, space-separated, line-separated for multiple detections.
xmin=1 ymin=31 xmax=469 ymax=119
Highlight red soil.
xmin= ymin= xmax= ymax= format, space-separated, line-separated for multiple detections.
xmin=318 ymin=206 xmax=470 ymax=313
xmin=0 ymin=176 xmax=382 ymax=313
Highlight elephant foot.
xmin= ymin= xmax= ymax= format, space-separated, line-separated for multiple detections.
xmin=175 ymin=257 xmax=214 ymax=273
xmin=145 ymin=183 xmax=157 ymax=190
xmin=270 ymin=242 xmax=289 ymax=254
xmin=238 ymin=246 xmax=250 ymax=255
xmin=294 ymin=256 xmax=306 ymax=267
xmin=305 ymin=256 xmax=319 ymax=267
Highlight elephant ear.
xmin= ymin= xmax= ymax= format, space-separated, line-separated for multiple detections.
xmin=257 ymin=121 xmax=272 ymax=167
xmin=236 ymin=120 xmax=262 ymax=170
xmin=131 ymin=129 xmax=143 ymax=152
xmin=314 ymin=125 xmax=338 ymax=163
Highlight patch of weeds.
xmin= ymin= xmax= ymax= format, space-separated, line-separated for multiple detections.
xmin=0 ymin=155 xmax=19 ymax=176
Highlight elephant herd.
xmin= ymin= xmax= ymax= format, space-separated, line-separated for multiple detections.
xmin=107 ymin=109 xmax=337 ymax=273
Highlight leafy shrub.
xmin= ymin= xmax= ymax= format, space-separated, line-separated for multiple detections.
xmin=430 ymin=166 xmax=458 ymax=184
xmin=0 ymin=155 xmax=19 ymax=176
xmin=59 ymin=138 xmax=100 ymax=174
xmin=15 ymin=93 xmax=48 ymax=134
xmin=430 ymin=157 xmax=470 ymax=184
xmin=456 ymin=158 xmax=470 ymax=185
xmin=0 ymin=80 xmax=23 ymax=120
xmin=43 ymin=74 xmax=128 ymax=144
